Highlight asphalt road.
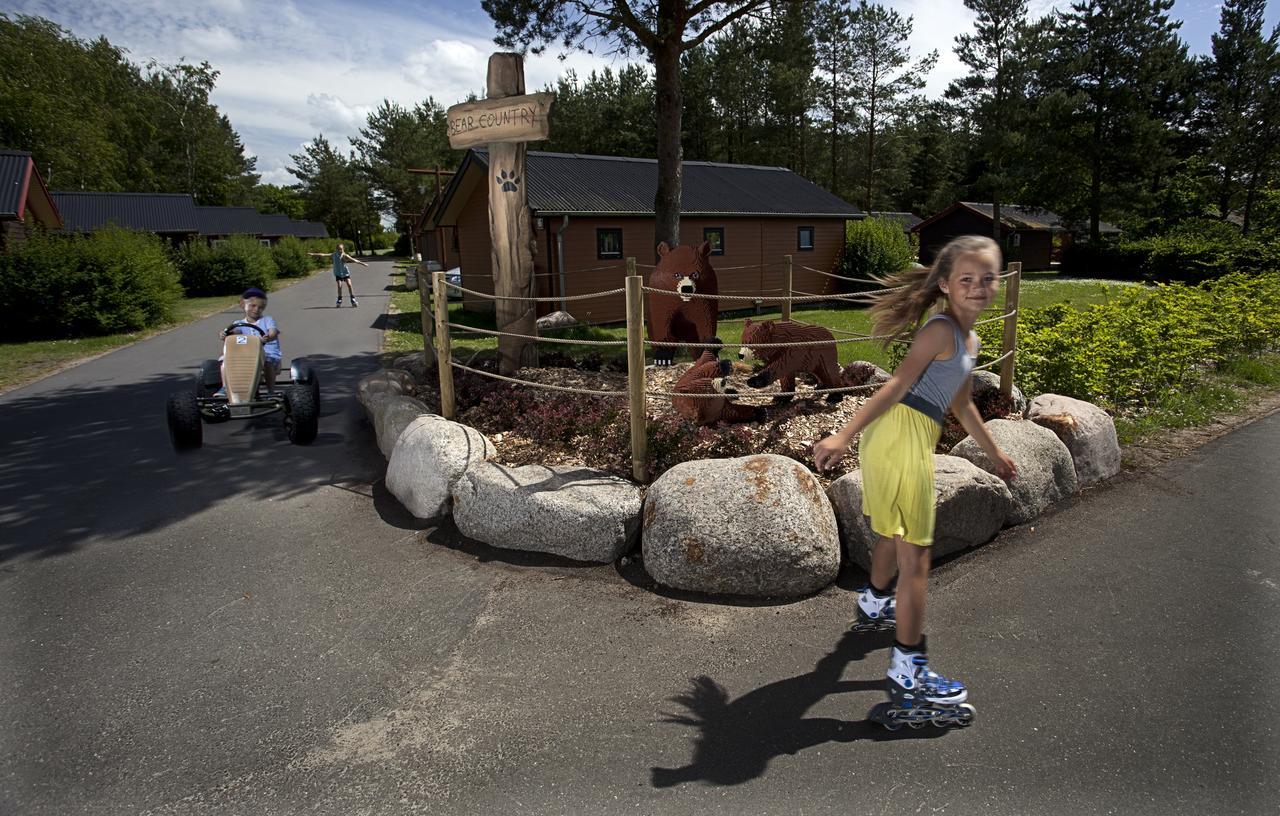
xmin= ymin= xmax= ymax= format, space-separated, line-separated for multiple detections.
xmin=1 ymin=263 xmax=1277 ymax=815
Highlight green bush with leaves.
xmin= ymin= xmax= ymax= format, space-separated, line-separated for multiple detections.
xmin=176 ymin=235 xmax=277 ymax=296
xmin=836 ymin=217 xmax=917 ymax=292
xmin=271 ymin=236 xmax=312 ymax=279
xmin=0 ymin=227 xmax=182 ymax=341
xmin=1062 ymin=220 xmax=1280 ymax=284
xmin=971 ymin=271 xmax=1280 ymax=410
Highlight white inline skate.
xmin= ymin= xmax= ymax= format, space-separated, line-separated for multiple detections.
xmin=851 ymin=585 xmax=896 ymax=633
xmin=867 ymin=642 xmax=975 ymax=730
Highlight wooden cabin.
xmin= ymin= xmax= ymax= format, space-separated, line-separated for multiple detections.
xmin=431 ymin=149 xmax=863 ymax=323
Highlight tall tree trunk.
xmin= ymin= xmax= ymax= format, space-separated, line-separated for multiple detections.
xmin=1090 ymin=114 xmax=1103 ymax=243
xmin=654 ymin=39 xmax=683 ymax=249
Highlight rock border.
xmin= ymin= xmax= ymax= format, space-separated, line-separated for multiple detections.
xmin=365 ymin=356 xmax=1124 ymax=598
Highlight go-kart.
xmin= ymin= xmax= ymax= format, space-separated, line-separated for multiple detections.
xmin=166 ymin=321 xmax=320 ymax=451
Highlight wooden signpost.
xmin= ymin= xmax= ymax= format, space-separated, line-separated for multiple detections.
xmin=446 ymin=54 xmax=553 ymax=375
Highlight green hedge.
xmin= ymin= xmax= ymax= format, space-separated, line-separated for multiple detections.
xmin=972 ymin=271 xmax=1280 ymax=409
xmin=177 ymin=235 xmax=277 ymax=296
xmin=1062 ymin=220 xmax=1280 ymax=284
xmin=835 ymin=217 xmax=918 ymax=292
xmin=0 ymin=227 xmax=182 ymax=341
xmin=271 ymin=236 xmax=314 ymax=279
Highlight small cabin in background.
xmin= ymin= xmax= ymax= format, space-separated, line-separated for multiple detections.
xmin=51 ymin=191 xmax=327 ymax=246
xmin=430 ymin=149 xmax=863 ymax=323
xmin=0 ymin=150 xmax=62 ymax=250
xmin=912 ymin=202 xmax=1120 ymax=269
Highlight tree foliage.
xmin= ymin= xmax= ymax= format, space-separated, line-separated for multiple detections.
xmin=0 ymin=14 xmax=258 ymax=203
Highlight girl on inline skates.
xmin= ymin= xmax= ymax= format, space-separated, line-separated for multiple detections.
xmin=812 ymin=234 xmax=1017 ymax=729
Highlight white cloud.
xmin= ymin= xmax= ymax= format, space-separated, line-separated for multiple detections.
xmin=180 ymin=25 xmax=240 ymax=56
xmin=405 ymin=39 xmax=488 ymax=92
xmin=305 ymin=93 xmax=372 ymax=137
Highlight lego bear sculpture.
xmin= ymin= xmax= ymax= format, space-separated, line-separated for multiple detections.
xmin=739 ymin=318 xmax=844 ymax=404
xmin=672 ymin=342 xmax=766 ymax=426
xmin=647 ymin=241 xmax=718 ymax=366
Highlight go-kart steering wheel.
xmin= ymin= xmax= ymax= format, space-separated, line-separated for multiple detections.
xmin=223 ymin=321 xmax=267 ymax=338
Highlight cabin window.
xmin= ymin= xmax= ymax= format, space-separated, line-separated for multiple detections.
xmin=797 ymin=226 xmax=815 ymax=251
xmin=597 ymin=227 xmax=623 ymax=260
xmin=703 ymin=227 xmax=725 ymax=256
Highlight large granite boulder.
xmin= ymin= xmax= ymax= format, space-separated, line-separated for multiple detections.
xmin=536 ymin=310 xmax=578 ymax=331
xmin=950 ymin=418 xmax=1077 ymax=525
xmin=385 ymin=417 xmax=496 ymax=520
xmin=827 ymin=455 xmax=1012 ymax=568
xmin=642 ymin=454 xmax=840 ymax=598
xmin=453 ymin=463 xmax=641 ymax=563
xmin=357 ymin=370 xmax=416 ymax=415
xmin=391 ymin=352 xmax=434 ymax=384
xmin=971 ymin=369 xmax=1027 ymax=415
xmin=374 ymin=396 xmax=435 ymax=460
xmin=1026 ymin=393 xmax=1120 ymax=488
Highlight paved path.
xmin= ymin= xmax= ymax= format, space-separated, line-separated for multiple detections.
xmin=2 ymin=268 xmax=1277 ymax=814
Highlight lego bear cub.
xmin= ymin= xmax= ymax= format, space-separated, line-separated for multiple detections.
xmin=672 ymin=340 xmax=766 ymax=426
xmin=739 ymin=318 xmax=844 ymax=403
xmin=646 ymin=241 xmax=718 ymax=366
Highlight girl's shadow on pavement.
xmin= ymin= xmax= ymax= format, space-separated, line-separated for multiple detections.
xmin=651 ymin=628 xmax=951 ymax=787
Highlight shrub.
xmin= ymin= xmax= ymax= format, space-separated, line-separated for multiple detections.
xmin=0 ymin=227 xmax=183 ymax=341
xmin=836 ymin=217 xmax=917 ymax=292
xmin=1062 ymin=220 xmax=1280 ymax=284
xmin=271 ymin=236 xmax=312 ymax=279
xmin=394 ymin=231 xmax=412 ymax=257
xmin=971 ymin=270 xmax=1280 ymax=410
xmin=177 ymin=234 xmax=277 ymax=296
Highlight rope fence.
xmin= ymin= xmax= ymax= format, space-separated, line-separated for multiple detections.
xmin=428 ymin=259 xmax=1022 ymax=482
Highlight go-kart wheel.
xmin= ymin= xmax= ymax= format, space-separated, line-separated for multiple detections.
xmin=167 ymin=390 xmax=203 ymax=450
xmin=290 ymin=361 xmax=321 ymax=414
xmin=283 ymin=385 xmax=319 ymax=445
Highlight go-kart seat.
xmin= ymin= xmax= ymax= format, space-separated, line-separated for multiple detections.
xmin=223 ymin=333 xmax=263 ymax=404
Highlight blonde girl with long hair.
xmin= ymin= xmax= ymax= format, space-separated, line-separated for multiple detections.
xmin=812 ymin=234 xmax=1017 ymax=729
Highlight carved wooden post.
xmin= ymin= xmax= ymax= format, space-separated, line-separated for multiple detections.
xmin=446 ymin=53 xmax=554 ymax=376
xmin=625 ymin=258 xmax=647 ymax=483
xmin=1000 ymin=261 xmax=1021 ymax=399
xmin=782 ymin=254 xmax=793 ymax=322
xmin=434 ymin=270 xmax=455 ymax=420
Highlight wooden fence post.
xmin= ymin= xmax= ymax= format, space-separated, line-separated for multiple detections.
xmin=434 ymin=270 xmax=456 ymax=420
xmin=625 ymin=258 xmax=647 ymax=483
xmin=999 ymin=261 xmax=1021 ymax=399
xmin=418 ymin=259 xmax=434 ymax=357
xmin=782 ymin=254 xmax=793 ymax=321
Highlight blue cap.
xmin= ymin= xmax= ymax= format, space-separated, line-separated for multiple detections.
xmin=242 ymin=287 xmax=267 ymax=300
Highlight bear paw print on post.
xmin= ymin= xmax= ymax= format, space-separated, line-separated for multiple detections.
xmin=496 ymin=169 xmax=520 ymax=192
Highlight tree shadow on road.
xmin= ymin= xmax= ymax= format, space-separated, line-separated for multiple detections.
xmin=650 ymin=628 xmax=951 ymax=787
xmin=0 ymin=351 xmax=388 ymax=563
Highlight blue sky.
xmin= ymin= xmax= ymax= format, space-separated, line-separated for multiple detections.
xmin=9 ymin=1 xmax=1276 ymax=187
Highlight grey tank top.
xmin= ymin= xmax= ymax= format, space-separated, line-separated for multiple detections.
xmin=900 ymin=313 xmax=978 ymax=424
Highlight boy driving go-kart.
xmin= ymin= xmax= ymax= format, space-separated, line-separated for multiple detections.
xmin=166 ymin=288 xmax=320 ymax=451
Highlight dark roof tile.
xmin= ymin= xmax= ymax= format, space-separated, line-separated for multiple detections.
xmin=442 ymin=149 xmax=860 ymax=220
xmin=52 ymin=191 xmax=199 ymax=233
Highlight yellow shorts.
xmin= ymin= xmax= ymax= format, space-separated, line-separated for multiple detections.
xmin=859 ymin=403 xmax=941 ymax=547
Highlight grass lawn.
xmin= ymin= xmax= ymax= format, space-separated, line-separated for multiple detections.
xmin=384 ymin=273 xmax=1142 ymax=371
xmin=0 ymin=271 xmax=326 ymax=394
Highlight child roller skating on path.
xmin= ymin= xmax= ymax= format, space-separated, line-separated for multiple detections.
xmin=812 ymin=235 xmax=1017 ymax=731
xmin=310 ymin=243 xmax=368 ymax=307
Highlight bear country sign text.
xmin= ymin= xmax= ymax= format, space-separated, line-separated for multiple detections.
xmin=446 ymin=93 xmax=555 ymax=150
